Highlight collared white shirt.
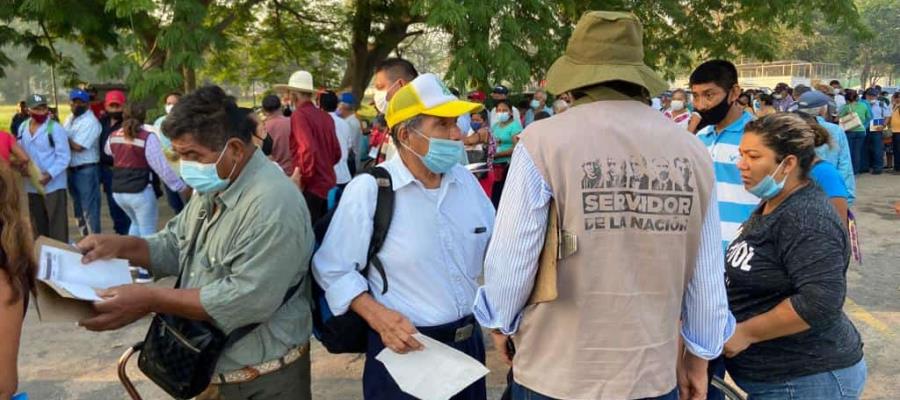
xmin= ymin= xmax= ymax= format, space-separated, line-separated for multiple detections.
xmin=313 ymin=156 xmax=495 ymax=327
xmin=330 ymin=113 xmax=352 ymax=184
xmin=63 ymin=111 xmax=102 ymax=166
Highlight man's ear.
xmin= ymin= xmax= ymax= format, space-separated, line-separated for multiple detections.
xmin=729 ymin=85 xmax=742 ymax=102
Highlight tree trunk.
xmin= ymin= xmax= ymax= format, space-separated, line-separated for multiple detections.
xmin=183 ymin=66 xmax=197 ymax=93
xmin=339 ymin=1 xmax=420 ymax=107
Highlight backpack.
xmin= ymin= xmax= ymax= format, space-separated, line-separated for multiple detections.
xmin=311 ymin=166 xmax=394 ymax=353
xmin=17 ymin=118 xmax=56 ymax=148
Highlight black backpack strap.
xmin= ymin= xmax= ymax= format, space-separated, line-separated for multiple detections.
xmin=364 ymin=166 xmax=394 ymax=295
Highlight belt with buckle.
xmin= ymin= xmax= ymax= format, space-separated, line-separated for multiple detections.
xmin=70 ymin=162 xmax=99 ymax=171
xmin=210 ymin=343 xmax=308 ymax=385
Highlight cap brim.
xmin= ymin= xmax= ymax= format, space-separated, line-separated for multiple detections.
xmin=545 ymin=55 xmax=669 ymax=98
xmin=272 ymin=84 xmax=315 ymax=94
xmin=422 ymin=100 xmax=484 ymax=119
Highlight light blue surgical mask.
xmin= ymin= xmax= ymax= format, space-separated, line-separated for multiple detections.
xmin=497 ymin=111 xmax=511 ymax=123
xmin=748 ymin=159 xmax=787 ymax=200
xmin=180 ymin=147 xmax=235 ymax=194
xmin=402 ymin=127 xmax=465 ymax=174
xmin=530 ymin=99 xmax=541 ymax=109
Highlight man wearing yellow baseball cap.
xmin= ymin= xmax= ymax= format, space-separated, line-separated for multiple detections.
xmin=312 ymin=73 xmax=496 ymax=400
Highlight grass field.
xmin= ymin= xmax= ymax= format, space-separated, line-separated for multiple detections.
xmin=0 ymin=104 xmax=74 ymax=135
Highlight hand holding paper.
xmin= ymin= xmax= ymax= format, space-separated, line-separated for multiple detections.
xmin=375 ymin=333 xmax=489 ymax=400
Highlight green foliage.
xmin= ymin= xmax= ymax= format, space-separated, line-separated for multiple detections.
xmin=2 ymin=0 xmax=869 ymax=105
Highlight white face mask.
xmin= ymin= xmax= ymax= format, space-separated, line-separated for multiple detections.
xmin=164 ymin=104 xmax=174 ymax=114
xmin=833 ymin=88 xmax=841 ymax=95
xmin=670 ymin=100 xmax=685 ymax=111
xmin=374 ymin=80 xmax=400 ymax=113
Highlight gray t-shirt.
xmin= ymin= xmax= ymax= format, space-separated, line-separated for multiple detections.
xmin=724 ymin=184 xmax=863 ymax=382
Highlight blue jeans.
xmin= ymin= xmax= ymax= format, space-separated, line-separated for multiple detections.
xmin=860 ymin=131 xmax=884 ymax=173
xmin=845 ymin=131 xmax=866 ymax=174
xmin=112 ymin=187 xmax=158 ymax=237
xmin=100 ymin=164 xmax=131 ymax=234
xmin=510 ymin=382 xmax=677 ymax=400
xmin=733 ymin=359 xmax=867 ymax=400
xmin=68 ymin=164 xmax=101 ymax=234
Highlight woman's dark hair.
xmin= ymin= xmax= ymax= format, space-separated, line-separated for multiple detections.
xmin=162 ymin=85 xmax=256 ymax=150
xmin=745 ymin=113 xmax=830 ymax=177
xmin=845 ymin=89 xmax=859 ymax=103
xmin=759 ymin=93 xmax=773 ymax=106
xmin=494 ymin=100 xmax=511 ymax=111
xmin=0 ymin=162 xmax=36 ymax=305
xmin=122 ymin=103 xmax=146 ymax=140
xmin=738 ymin=93 xmax=751 ymax=104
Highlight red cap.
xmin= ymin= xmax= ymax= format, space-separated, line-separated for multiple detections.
xmin=467 ymin=90 xmax=486 ymax=102
xmin=104 ymin=90 xmax=126 ymax=107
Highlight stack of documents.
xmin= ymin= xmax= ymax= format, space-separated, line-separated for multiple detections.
xmin=34 ymin=237 xmax=133 ymax=321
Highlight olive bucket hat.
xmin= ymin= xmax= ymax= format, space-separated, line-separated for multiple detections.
xmin=545 ymin=11 xmax=668 ymax=97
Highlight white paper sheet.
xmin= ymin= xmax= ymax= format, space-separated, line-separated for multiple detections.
xmin=375 ymin=333 xmax=490 ymax=400
xmin=38 ymin=245 xmax=132 ymax=301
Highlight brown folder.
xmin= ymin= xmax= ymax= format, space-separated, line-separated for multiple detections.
xmin=33 ymin=237 xmax=99 ymax=322
xmin=528 ymin=200 xmax=560 ymax=305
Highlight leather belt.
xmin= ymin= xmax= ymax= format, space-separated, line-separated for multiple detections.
xmin=70 ymin=162 xmax=99 ymax=171
xmin=210 ymin=343 xmax=308 ymax=385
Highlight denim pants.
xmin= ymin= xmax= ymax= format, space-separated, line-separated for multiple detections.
xmin=510 ymin=381 xmax=677 ymax=400
xmin=733 ymin=359 xmax=867 ymax=400
xmin=893 ymin=133 xmax=900 ymax=171
xmin=68 ymin=164 xmax=101 ymax=234
xmin=860 ymin=131 xmax=884 ymax=173
xmin=112 ymin=186 xmax=158 ymax=237
xmin=100 ymin=164 xmax=131 ymax=234
xmin=845 ymin=131 xmax=866 ymax=174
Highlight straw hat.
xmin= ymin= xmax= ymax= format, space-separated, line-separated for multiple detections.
xmin=273 ymin=70 xmax=316 ymax=94
xmin=545 ymin=11 xmax=668 ymax=97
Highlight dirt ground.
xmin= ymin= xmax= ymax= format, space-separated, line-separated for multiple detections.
xmin=15 ymin=173 xmax=900 ymax=399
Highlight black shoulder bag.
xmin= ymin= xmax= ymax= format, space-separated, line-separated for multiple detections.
xmin=136 ymin=203 xmax=302 ymax=399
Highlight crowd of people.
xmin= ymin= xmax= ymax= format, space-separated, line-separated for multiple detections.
xmin=0 ymin=9 xmax=897 ymax=400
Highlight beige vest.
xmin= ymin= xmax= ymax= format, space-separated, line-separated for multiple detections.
xmin=516 ymin=100 xmax=714 ymax=399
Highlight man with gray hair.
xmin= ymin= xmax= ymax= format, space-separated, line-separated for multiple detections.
xmin=525 ymin=89 xmax=554 ymax=126
xmin=796 ymin=90 xmax=856 ymax=204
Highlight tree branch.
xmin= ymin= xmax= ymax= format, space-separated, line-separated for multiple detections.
xmin=271 ymin=0 xmax=338 ymax=26
xmin=213 ymin=0 xmax=267 ymax=34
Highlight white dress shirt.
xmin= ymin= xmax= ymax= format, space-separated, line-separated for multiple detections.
xmin=313 ymin=156 xmax=496 ymax=327
xmin=330 ymin=113 xmax=352 ymax=184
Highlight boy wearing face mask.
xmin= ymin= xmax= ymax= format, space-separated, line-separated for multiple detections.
xmin=64 ymin=88 xmax=103 ymax=236
xmin=17 ymin=94 xmax=72 ymax=242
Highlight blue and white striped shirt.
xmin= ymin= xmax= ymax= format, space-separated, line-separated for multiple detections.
xmin=696 ymin=112 xmax=758 ymax=251
xmin=473 ymin=144 xmax=735 ymax=360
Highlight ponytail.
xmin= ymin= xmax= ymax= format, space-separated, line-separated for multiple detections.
xmin=122 ymin=103 xmax=146 ymax=140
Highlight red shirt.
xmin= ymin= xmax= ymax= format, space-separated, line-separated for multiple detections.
xmin=0 ymin=131 xmax=14 ymax=162
xmin=290 ymin=102 xmax=341 ymax=199
xmin=264 ymin=115 xmax=294 ymax=176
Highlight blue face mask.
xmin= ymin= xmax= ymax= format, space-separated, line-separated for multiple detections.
xmin=497 ymin=112 xmax=511 ymax=123
xmin=470 ymin=121 xmax=482 ymax=132
xmin=530 ymin=99 xmax=541 ymax=109
xmin=748 ymin=159 xmax=786 ymax=200
xmin=403 ymin=128 xmax=465 ymax=174
xmin=180 ymin=147 xmax=235 ymax=194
